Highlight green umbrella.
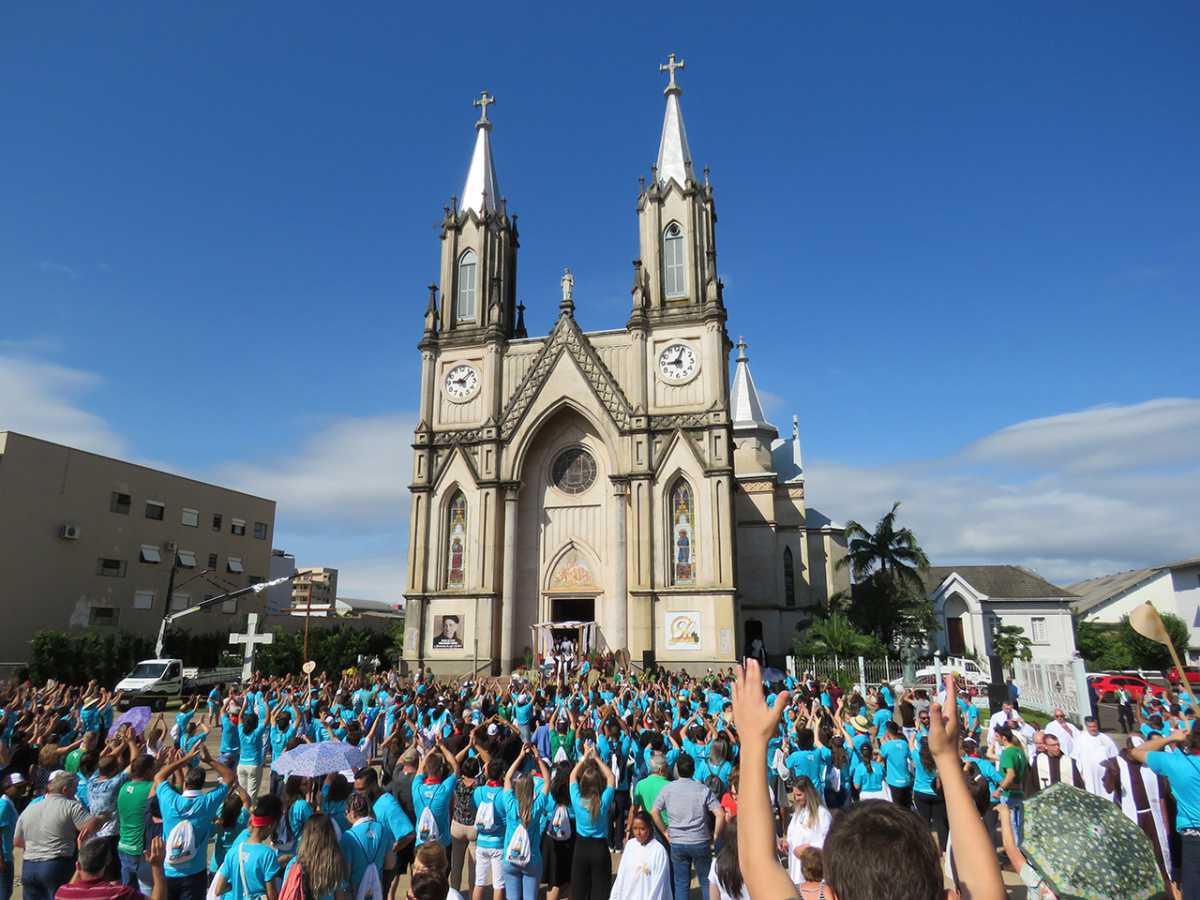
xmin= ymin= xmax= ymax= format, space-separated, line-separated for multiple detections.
xmin=1020 ymin=783 xmax=1167 ymax=899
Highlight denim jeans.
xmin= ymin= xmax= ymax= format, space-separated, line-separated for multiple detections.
xmin=502 ymin=860 xmax=543 ymax=900
xmin=1005 ymin=796 xmax=1025 ymax=847
xmin=119 ymin=851 xmax=142 ymax=887
xmin=1182 ymin=833 xmax=1200 ymax=900
xmin=21 ymin=857 xmax=75 ymax=900
xmin=670 ymin=841 xmax=712 ymax=900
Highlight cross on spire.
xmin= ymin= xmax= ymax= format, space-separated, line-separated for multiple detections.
xmin=659 ymin=53 xmax=685 ymax=94
xmin=474 ymin=90 xmax=496 ymax=127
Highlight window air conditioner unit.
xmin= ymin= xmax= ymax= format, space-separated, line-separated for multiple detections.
xmin=61 ymin=524 xmax=81 ymax=540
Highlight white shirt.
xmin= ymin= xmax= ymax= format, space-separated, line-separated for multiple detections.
xmin=708 ymin=862 xmax=751 ymax=900
xmin=1072 ymin=730 xmax=1119 ymax=797
xmin=786 ymin=806 xmax=832 ymax=884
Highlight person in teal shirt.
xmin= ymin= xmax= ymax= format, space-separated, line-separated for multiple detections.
xmin=340 ymin=793 xmax=391 ymax=889
xmin=0 ymin=776 xmax=20 ymax=900
xmin=878 ymin=722 xmax=915 ymax=809
xmin=212 ymin=810 xmax=281 ymax=900
xmin=155 ymin=747 xmax=237 ymax=890
xmin=910 ymin=736 xmax=947 ymax=849
xmin=283 ymin=814 xmax=349 ymax=900
xmin=500 ymin=747 xmax=553 ymax=900
xmin=411 ymin=743 xmax=459 ymax=847
xmin=473 ymin=758 xmax=508 ymax=893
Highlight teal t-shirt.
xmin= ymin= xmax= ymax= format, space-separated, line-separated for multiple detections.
xmin=217 ymin=841 xmax=281 ymax=900
xmin=158 ymin=783 xmax=229 ymax=878
xmin=569 ymin=782 xmax=614 ymax=839
xmin=879 ymin=739 xmax=914 ymax=788
xmin=500 ymin=789 xmax=553 ymax=869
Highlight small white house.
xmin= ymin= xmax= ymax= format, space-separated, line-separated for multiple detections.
xmin=1070 ymin=555 xmax=1200 ymax=661
xmin=923 ymin=565 xmax=1079 ymax=662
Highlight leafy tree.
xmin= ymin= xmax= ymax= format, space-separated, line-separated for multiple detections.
xmin=1119 ymin=611 xmax=1190 ymax=671
xmin=834 ymin=503 xmax=934 ymax=650
xmin=794 ymin=613 xmax=886 ymax=659
xmin=992 ymin=624 xmax=1033 ymax=671
xmin=1075 ymin=620 xmax=1134 ymax=671
xmin=838 ymin=501 xmax=930 ymax=594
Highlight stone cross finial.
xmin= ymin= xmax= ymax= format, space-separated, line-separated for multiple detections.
xmin=474 ymin=90 xmax=496 ymax=126
xmin=736 ymin=336 xmax=748 ymax=361
xmin=660 ymin=53 xmax=685 ymax=93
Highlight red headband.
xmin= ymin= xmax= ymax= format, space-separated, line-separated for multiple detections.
xmin=250 ymin=815 xmax=276 ymax=828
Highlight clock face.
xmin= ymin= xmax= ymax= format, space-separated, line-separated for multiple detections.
xmin=443 ymin=364 xmax=480 ymax=402
xmin=657 ymin=343 xmax=699 ymax=382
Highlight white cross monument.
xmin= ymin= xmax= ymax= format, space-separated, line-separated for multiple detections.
xmin=229 ymin=612 xmax=274 ymax=682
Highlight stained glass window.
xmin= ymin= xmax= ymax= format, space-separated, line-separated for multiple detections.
xmin=446 ymin=491 xmax=467 ymax=588
xmin=671 ymin=480 xmax=695 ymax=584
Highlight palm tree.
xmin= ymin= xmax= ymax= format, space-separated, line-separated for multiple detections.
xmin=794 ymin=613 xmax=883 ymax=658
xmin=836 ymin=501 xmax=930 ymax=594
xmin=992 ymin=625 xmax=1033 ymax=673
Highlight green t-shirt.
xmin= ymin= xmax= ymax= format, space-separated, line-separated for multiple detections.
xmin=64 ymin=747 xmax=82 ymax=775
xmin=634 ymin=774 xmax=669 ymax=826
xmin=116 ymin=779 xmax=154 ymax=855
xmin=999 ymin=745 xmax=1027 ymax=800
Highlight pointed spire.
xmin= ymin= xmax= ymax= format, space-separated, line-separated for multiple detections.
xmin=655 ymin=53 xmax=693 ymax=188
xmin=460 ymin=91 xmax=500 ymax=216
xmin=730 ymin=337 xmax=776 ymax=436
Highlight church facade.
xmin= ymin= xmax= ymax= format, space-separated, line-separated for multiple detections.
xmin=402 ymin=60 xmax=848 ymax=674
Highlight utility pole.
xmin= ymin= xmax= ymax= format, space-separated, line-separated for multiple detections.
xmin=302 ymin=574 xmax=313 ymax=662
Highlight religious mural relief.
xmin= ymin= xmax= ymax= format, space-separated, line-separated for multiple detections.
xmin=547 ymin=546 xmax=599 ymax=591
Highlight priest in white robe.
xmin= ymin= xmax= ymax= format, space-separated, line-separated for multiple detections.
xmin=1071 ymin=716 xmax=1120 ymax=797
xmin=1043 ymin=708 xmax=1078 ymax=755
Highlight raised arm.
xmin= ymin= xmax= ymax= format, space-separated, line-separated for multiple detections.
xmin=730 ymin=660 xmax=797 ymax=900
xmin=929 ymin=676 xmax=1004 ymax=900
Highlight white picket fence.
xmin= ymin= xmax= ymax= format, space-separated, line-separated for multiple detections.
xmin=1012 ymin=657 xmax=1090 ymax=722
xmin=795 ymin=655 xmax=903 ymax=688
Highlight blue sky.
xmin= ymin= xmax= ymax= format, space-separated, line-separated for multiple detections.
xmin=3 ymin=3 xmax=1198 ymax=597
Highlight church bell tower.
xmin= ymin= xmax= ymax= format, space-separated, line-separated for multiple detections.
xmin=633 ymin=54 xmax=723 ymax=323
xmin=436 ymin=91 xmax=521 ymax=343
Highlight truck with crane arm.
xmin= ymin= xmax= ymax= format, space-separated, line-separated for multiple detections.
xmin=115 ymin=573 xmax=294 ymax=709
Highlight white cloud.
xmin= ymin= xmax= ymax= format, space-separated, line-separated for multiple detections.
xmin=0 ymin=354 xmax=128 ymax=456
xmin=36 ymin=260 xmax=78 ymax=278
xmin=805 ymin=398 xmax=1200 ymax=586
xmin=964 ymin=398 xmax=1200 ymax=473
xmin=217 ymin=414 xmax=415 ymax=532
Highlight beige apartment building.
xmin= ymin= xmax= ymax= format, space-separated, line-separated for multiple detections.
xmin=291 ymin=567 xmax=339 ymax=615
xmin=0 ymin=431 xmax=277 ymax=664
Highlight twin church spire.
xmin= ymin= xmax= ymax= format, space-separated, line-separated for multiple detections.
xmin=427 ymin=54 xmax=721 ymax=343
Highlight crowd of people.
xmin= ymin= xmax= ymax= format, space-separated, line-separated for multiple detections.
xmin=0 ymin=657 xmax=1196 ymax=900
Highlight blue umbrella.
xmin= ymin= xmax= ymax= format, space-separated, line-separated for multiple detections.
xmin=108 ymin=706 xmax=152 ymax=738
xmin=271 ymin=741 xmax=367 ymax=777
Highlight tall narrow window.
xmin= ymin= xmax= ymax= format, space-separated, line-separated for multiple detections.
xmin=783 ymin=547 xmax=796 ymax=607
xmin=446 ymin=491 xmax=467 ymax=588
xmin=670 ymin=480 xmax=696 ymax=585
xmin=456 ymin=250 xmax=477 ymax=323
xmin=662 ymin=223 xmax=686 ymax=299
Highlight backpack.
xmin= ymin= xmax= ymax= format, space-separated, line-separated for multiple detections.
xmin=416 ymin=804 xmax=440 ymax=844
xmin=705 ymin=773 xmax=725 ymax=798
xmin=505 ymin=822 xmax=532 ymax=867
xmin=277 ymin=862 xmax=306 ymax=900
xmin=165 ymin=817 xmax=197 ymax=866
xmin=549 ymin=803 xmax=573 ymax=842
xmin=474 ymin=794 xmax=496 ymax=830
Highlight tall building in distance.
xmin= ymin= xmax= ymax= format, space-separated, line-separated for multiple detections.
xmin=291 ymin=567 xmax=339 ymax=616
xmin=402 ymin=57 xmax=847 ymax=674
xmin=0 ymin=431 xmax=276 ymax=664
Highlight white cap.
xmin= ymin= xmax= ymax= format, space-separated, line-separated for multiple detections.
xmin=6 ymin=773 xmax=24 ymax=786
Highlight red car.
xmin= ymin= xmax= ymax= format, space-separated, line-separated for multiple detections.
xmin=1088 ymin=673 xmax=1167 ymax=703
xmin=1166 ymin=667 xmax=1200 ymax=686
